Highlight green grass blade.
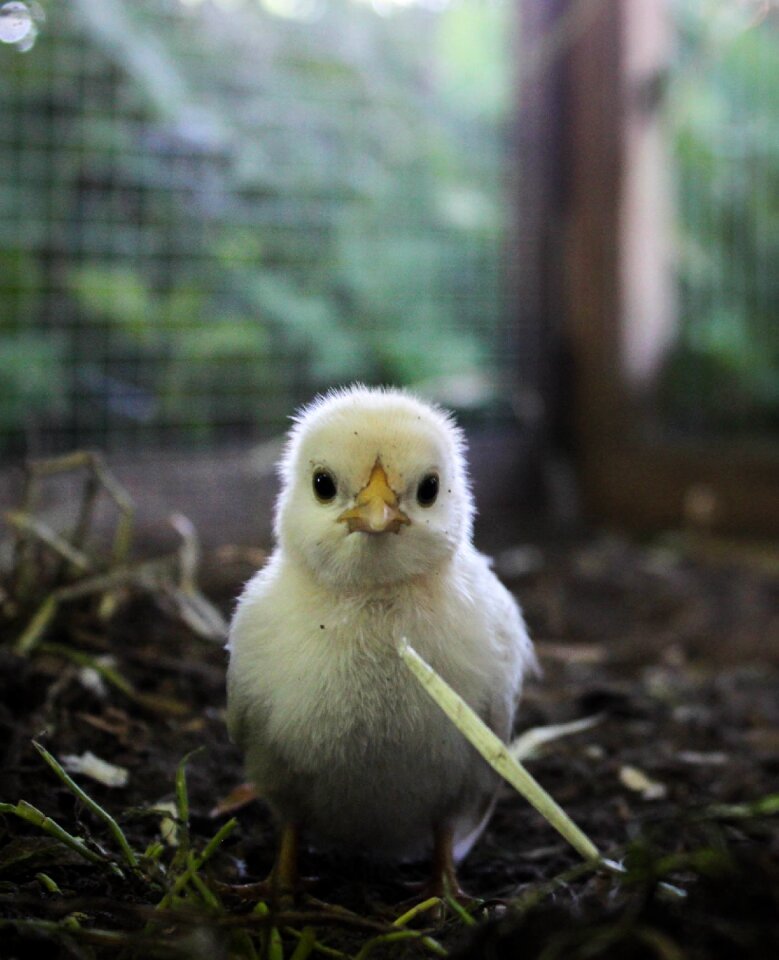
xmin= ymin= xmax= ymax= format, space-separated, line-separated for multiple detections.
xmin=174 ymin=747 xmax=204 ymax=855
xmin=288 ymin=927 xmax=316 ymax=960
xmin=284 ymin=928 xmax=346 ymax=959
xmin=392 ymin=897 xmax=442 ymax=928
xmin=33 ymin=741 xmax=139 ymax=871
xmin=0 ymin=800 xmax=108 ymax=868
xmin=155 ymin=818 xmax=238 ymax=910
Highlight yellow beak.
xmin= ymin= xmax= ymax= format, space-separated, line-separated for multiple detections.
xmin=337 ymin=461 xmax=411 ymax=535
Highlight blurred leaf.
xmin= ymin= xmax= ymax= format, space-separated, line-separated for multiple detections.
xmin=178 ymin=318 xmax=269 ymax=361
xmin=0 ymin=250 xmax=42 ymax=326
xmin=3 ymin=0 xmax=515 ymax=445
xmin=70 ymin=267 xmax=159 ymax=346
xmin=665 ymin=2 xmax=779 ymax=434
xmin=0 ymin=334 xmax=66 ymax=426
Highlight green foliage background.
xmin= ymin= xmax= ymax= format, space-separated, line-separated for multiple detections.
xmin=1 ymin=0 xmax=511 ymax=451
xmin=663 ymin=0 xmax=779 ymax=437
xmin=0 ymin=0 xmax=776 ymax=452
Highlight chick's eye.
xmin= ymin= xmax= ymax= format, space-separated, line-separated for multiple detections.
xmin=313 ymin=469 xmax=337 ymax=503
xmin=416 ymin=472 xmax=439 ymax=507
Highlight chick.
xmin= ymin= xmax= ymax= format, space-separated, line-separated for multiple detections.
xmin=226 ymin=385 xmax=536 ymax=899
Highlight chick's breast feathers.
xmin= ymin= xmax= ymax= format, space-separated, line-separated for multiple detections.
xmin=226 ymin=385 xmax=536 ymax=861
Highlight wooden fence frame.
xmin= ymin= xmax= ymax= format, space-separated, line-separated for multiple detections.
xmin=519 ymin=0 xmax=779 ymax=535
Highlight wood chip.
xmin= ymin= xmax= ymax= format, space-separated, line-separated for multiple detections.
xmin=209 ymin=782 xmax=259 ymax=819
xmin=619 ymin=764 xmax=667 ymax=800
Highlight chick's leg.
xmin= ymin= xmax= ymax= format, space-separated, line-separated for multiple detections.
xmin=270 ymin=820 xmax=299 ymax=902
xmin=220 ymin=821 xmax=300 ymax=906
xmin=429 ymin=823 xmax=466 ymax=900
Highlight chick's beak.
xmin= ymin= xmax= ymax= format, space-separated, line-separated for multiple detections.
xmin=337 ymin=461 xmax=410 ymax=535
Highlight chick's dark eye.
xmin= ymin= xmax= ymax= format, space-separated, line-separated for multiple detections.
xmin=313 ymin=469 xmax=337 ymax=503
xmin=417 ymin=472 xmax=439 ymax=507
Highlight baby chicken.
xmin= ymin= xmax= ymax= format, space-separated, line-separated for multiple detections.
xmin=226 ymin=385 xmax=536 ymax=899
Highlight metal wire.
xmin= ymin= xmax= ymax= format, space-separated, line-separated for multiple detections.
xmin=0 ymin=0 xmax=521 ymax=456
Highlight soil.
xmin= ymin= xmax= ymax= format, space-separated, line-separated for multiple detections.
xmin=1 ymin=531 xmax=777 ymax=959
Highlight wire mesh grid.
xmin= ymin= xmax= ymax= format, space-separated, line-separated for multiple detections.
xmin=1 ymin=0 xmax=523 ymax=457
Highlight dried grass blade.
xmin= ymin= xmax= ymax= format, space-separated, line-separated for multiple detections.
xmin=5 ymin=510 xmax=93 ymax=573
xmin=398 ymin=639 xmax=601 ymax=864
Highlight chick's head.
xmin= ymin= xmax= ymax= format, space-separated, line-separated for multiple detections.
xmin=275 ymin=385 xmax=474 ymax=591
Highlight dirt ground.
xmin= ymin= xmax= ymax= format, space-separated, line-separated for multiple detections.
xmin=1 ymin=524 xmax=778 ymax=959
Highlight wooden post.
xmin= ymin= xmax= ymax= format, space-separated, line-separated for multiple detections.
xmin=557 ymin=0 xmax=779 ymax=535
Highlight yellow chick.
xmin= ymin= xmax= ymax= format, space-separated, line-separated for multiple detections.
xmin=226 ymin=385 xmax=536 ymax=899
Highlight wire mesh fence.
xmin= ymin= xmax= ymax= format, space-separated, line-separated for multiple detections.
xmin=1 ymin=0 xmax=523 ymax=457
xmin=1 ymin=0 xmax=776 ymax=463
